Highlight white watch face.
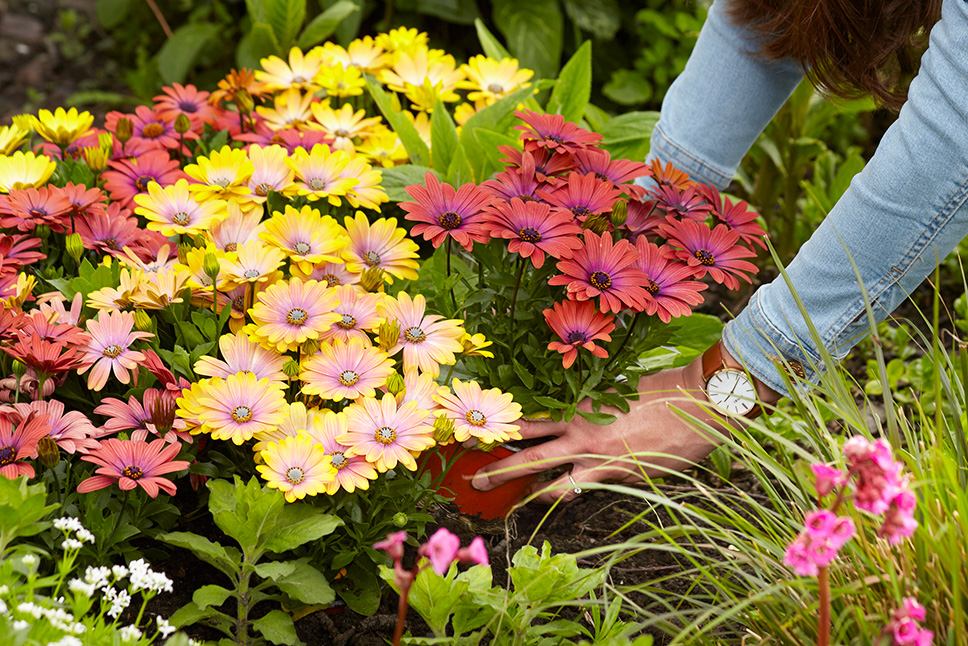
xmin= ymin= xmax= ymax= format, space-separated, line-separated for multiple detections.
xmin=705 ymin=370 xmax=757 ymax=416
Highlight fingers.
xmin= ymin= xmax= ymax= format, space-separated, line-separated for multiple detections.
xmin=470 ymin=440 xmax=574 ymax=491
xmin=531 ymin=471 xmax=585 ymax=505
xmin=515 ymin=418 xmax=567 ymax=440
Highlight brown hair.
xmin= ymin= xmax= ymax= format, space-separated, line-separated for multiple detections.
xmin=729 ymin=0 xmax=942 ymax=109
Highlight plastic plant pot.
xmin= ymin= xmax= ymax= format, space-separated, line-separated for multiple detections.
xmin=426 ymin=443 xmax=537 ymax=520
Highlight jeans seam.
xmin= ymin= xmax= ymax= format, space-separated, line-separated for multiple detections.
xmin=651 ymin=124 xmax=734 ymax=188
xmin=746 ymin=294 xmax=824 ymax=370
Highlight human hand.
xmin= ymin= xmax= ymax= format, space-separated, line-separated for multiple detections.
xmin=470 ymin=354 xmax=728 ymax=503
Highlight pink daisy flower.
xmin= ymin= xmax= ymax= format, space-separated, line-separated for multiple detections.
xmin=649 ymin=184 xmax=713 ymax=221
xmin=544 ymin=300 xmax=615 ymax=369
xmin=105 ymin=105 xmax=185 ymax=150
xmin=303 ymin=410 xmax=378 ymax=494
xmin=75 ymin=202 xmax=143 ymax=256
xmin=300 ymin=337 xmax=395 ymax=402
xmin=574 ymin=148 xmax=650 ymax=185
xmin=339 ymin=393 xmax=435 ymax=472
xmin=7 ymin=400 xmax=98 ymax=455
xmin=291 ymin=259 xmax=359 ymax=289
xmin=0 ymin=234 xmax=45 ymax=267
xmin=539 ymin=172 xmax=622 ymax=223
xmin=209 ymin=203 xmax=266 ymax=253
xmin=0 ymin=409 xmax=51 ymax=479
xmin=498 ymin=145 xmax=576 ymax=184
xmin=95 ymin=394 xmax=152 ymax=437
xmin=320 ymin=285 xmax=384 ymax=344
xmin=77 ymin=310 xmax=154 ymax=391
xmin=400 ymin=172 xmax=493 ymax=252
xmin=0 ymin=187 xmax=72 ymax=232
xmin=153 ymin=83 xmax=217 ymax=131
xmin=235 ymin=125 xmax=335 ymax=154
xmin=56 ymin=183 xmax=107 ymax=219
xmin=181 ymin=373 xmax=287 ymax=445
xmin=481 ymin=152 xmax=543 ymax=203
xmin=394 ymin=367 xmax=443 ymax=423
xmin=624 ymin=197 xmax=663 ymax=238
xmin=513 ymin=110 xmax=602 ymax=156
xmin=483 ymin=198 xmax=583 ymax=268
xmin=246 ymin=278 xmax=341 ymax=353
xmin=434 ymin=379 xmax=522 ymax=444
xmin=548 ymin=231 xmax=650 ymax=313
xmin=635 ymin=238 xmax=707 ymax=323
xmin=697 ymin=183 xmax=767 ymax=249
xmin=194 ymin=332 xmax=288 ymax=383
xmin=658 ymin=219 xmax=759 ymax=290
xmin=379 ymin=292 xmax=464 ymax=377
xmin=103 ymin=151 xmax=185 ymax=209
xmin=76 ymin=438 xmax=189 ymax=497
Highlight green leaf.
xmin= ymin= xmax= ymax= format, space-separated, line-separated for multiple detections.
xmin=546 ymin=41 xmax=591 ymax=124
xmin=492 ymin=0 xmax=563 ymax=79
xmin=169 ymin=603 xmax=233 ymax=632
xmin=431 ymin=101 xmax=460 ymax=173
xmin=240 ymin=22 xmax=283 ymax=71
xmin=246 ymin=0 xmax=268 ymax=22
xmin=474 ymin=18 xmax=511 ymax=60
xmin=366 ymin=77 xmax=431 ymax=166
xmin=472 ymin=128 xmax=518 ymax=180
xmin=563 ymin=0 xmax=621 ymax=39
xmin=193 ymin=585 xmax=234 ymax=610
xmin=96 ymin=0 xmax=132 ymax=29
xmin=253 ymin=561 xmax=297 ymax=581
xmin=157 ymin=23 xmax=220 ymax=84
xmin=263 ymin=506 xmax=342 ymax=552
xmin=320 ymin=0 xmax=363 ymax=45
xmin=603 ymin=70 xmax=653 ymax=106
xmin=576 ymin=410 xmax=617 ymax=425
xmin=597 ymin=111 xmax=659 ymax=163
xmin=297 ymin=0 xmax=358 ymax=49
xmin=446 ymin=147 xmax=473 ymax=186
xmin=381 ymin=165 xmax=438 ymax=202
xmin=252 ymin=609 xmax=299 ymax=645
xmin=460 ymin=85 xmax=534 ymax=180
xmin=332 ymin=561 xmax=381 ymax=616
xmin=271 ymin=559 xmax=336 ymax=605
xmin=512 ymin=359 xmax=534 ymax=389
xmin=268 ymin=0 xmax=307 ymax=50
xmin=414 ymin=0 xmax=480 ymax=24
xmin=157 ymin=532 xmax=238 ymax=577
xmin=708 ymin=445 xmax=732 ymax=479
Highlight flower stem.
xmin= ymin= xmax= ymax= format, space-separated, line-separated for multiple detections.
xmin=817 ymin=566 xmax=830 ymax=646
xmin=446 ymin=237 xmax=457 ymax=313
xmin=576 ymin=349 xmax=584 ymax=401
xmin=392 ymin=580 xmax=411 ymax=646
xmin=602 ymin=312 xmax=640 ymax=373
xmin=508 ymin=256 xmax=526 ymax=356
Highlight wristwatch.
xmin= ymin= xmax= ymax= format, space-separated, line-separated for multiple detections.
xmin=700 ymin=341 xmax=771 ymax=419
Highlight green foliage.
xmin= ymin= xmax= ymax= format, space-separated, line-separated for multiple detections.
xmin=161 ymin=477 xmax=342 ymax=645
xmin=0 ymin=478 xmax=57 ymax=558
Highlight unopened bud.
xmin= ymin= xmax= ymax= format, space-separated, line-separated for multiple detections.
xmin=83 ymin=146 xmax=109 ymax=172
xmin=385 ymin=371 xmax=405 ymax=396
xmin=609 ymin=199 xmax=628 ymax=228
xmin=37 ymin=436 xmax=59 ymax=467
xmin=432 ymin=415 xmax=455 ymax=444
xmin=33 ymin=224 xmax=51 ymax=241
xmin=174 ymin=113 xmax=192 ymax=134
xmin=235 ymin=90 xmax=254 ymax=116
xmin=10 ymin=359 xmax=26 ymax=380
xmin=581 ymin=213 xmax=609 ymax=235
xmin=283 ymin=358 xmax=300 ymax=379
xmin=203 ymin=252 xmax=221 ymax=282
xmin=133 ymin=309 xmax=153 ymax=332
xmin=98 ymin=132 xmax=114 ymax=151
xmin=476 ymin=439 xmax=500 ymax=452
xmin=177 ymin=242 xmax=193 ymax=265
xmin=392 ymin=512 xmax=408 ymax=527
xmin=359 ymin=267 xmax=386 ymax=292
xmin=115 ymin=117 xmax=134 ymax=143
xmin=378 ymin=320 xmax=400 ymax=351
xmin=65 ymin=233 xmax=84 ymax=263
xmin=301 ymin=338 xmax=320 ymax=356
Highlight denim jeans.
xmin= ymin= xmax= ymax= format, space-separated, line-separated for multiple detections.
xmin=641 ymin=0 xmax=968 ymax=395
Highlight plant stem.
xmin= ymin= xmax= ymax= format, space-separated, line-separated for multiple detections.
xmin=508 ymin=257 xmax=525 ymax=356
xmin=576 ymin=349 xmax=584 ymax=400
xmin=817 ymin=566 xmax=830 ymax=646
xmin=446 ymin=237 xmax=457 ymax=313
xmin=602 ymin=312 xmax=640 ymax=373
xmin=392 ymin=580 xmax=410 ymax=646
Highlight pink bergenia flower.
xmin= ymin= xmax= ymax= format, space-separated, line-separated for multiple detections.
xmin=548 ymin=231 xmax=650 ymax=313
xmin=783 ymin=510 xmax=855 ymax=577
xmin=879 ymin=485 xmax=918 ymax=544
xmin=635 ymin=238 xmax=706 ymax=323
xmin=419 ymin=528 xmax=461 ymax=576
xmin=0 ymin=410 xmax=51 ymax=479
xmin=483 ymin=198 xmax=583 ymax=269
xmin=658 ymin=219 xmax=759 ymax=291
xmin=400 ymin=172 xmax=493 ymax=252
xmin=77 ymin=438 xmax=189 ymax=497
xmin=811 ymin=463 xmax=847 ymax=498
xmin=513 ymin=110 xmax=602 ymax=156
xmin=77 ymin=310 xmax=154 ymax=391
xmin=374 ymin=530 xmax=407 ymax=561
xmin=457 ymin=537 xmax=488 ymax=566
xmin=544 ymin=299 xmax=615 ymax=369
xmin=843 ymin=436 xmax=904 ymax=515
xmin=885 ymin=598 xmax=933 ymax=646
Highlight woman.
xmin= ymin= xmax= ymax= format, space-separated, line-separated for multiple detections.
xmin=472 ymin=0 xmax=960 ymax=501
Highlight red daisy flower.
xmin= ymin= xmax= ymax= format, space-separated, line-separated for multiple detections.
xmin=102 ymin=151 xmax=185 ymax=208
xmin=400 ymin=172 xmax=494 ymax=251
xmin=0 ymin=235 xmax=45 ymax=267
xmin=234 ymin=122 xmax=335 ymax=153
xmin=648 ymin=184 xmax=713 ymax=221
xmin=544 ymin=300 xmax=615 ymax=369
xmin=75 ymin=202 xmax=143 ymax=256
xmin=0 ymin=187 xmax=72 ymax=232
xmin=153 ymin=83 xmax=217 ymax=131
xmin=697 ymin=183 xmax=767 ymax=249
xmin=548 ymin=231 xmax=650 ymax=313
xmin=105 ymin=105 xmax=184 ymax=150
xmin=624 ymin=198 xmax=663 ymax=239
xmin=539 ymin=172 xmax=622 ymax=223
xmin=483 ymin=198 xmax=583 ymax=268
xmin=4 ymin=334 xmax=84 ymax=378
xmin=76 ymin=437 xmax=189 ymax=497
xmin=574 ymin=148 xmax=650 ymax=185
xmin=20 ymin=311 xmax=89 ymax=346
xmin=649 ymin=158 xmax=695 ymax=190
xmin=56 ymin=183 xmax=107 ymax=220
xmin=513 ymin=110 xmax=602 ymax=156
xmin=481 ymin=152 xmax=543 ymax=203
xmin=0 ymin=309 xmax=27 ymax=341
xmin=0 ymin=409 xmax=51 ymax=479
xmin=498 ymin=145 xmax=577 ymax=184
xmin=658 ymin=219 xmax=759 ymax=290
xmin=635 ymin=238 xmax=706 ymax=323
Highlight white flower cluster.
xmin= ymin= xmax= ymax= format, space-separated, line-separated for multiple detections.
xmin=15 ymin=601 xmax=86 ymax=634
xmin=103 ymin=587 xmax=131 ymax=619
xmin=119 ymin=624 xmax=143 ymax=642
xmin=53 ymin=517 xmax=95 ymax=551
xmin=156 ymin=616 xmax=176 ymax=638
xmin=47 ymin=636 xmax=83 ymax=646
xmin=127 ymin=559 xmax=173 ymax=594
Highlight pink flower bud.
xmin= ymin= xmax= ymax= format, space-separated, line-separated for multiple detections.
xmin=898 ymin=597 xmax=927 ymax=622
xmin=419 ymin=528 xmax=461 ymax=576
xmin=457 ymin=536 xmax=488 ymax=566
xmin=374 ymin=530 xmax=407 ymax=562
xmin=811 ymin=463 xmax=846 ymax=497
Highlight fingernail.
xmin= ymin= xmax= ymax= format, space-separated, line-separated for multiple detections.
xmin=471 ymin=472 xmax=489 ymax=491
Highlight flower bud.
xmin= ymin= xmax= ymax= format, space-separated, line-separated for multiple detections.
xmin=133 ymin=309 xmax=153 ymax=332
xmin=37 ymin=436 xmax=60 ymax=467
xmin=581 ymin=213 xmax=609 ymax=235
xmin=10 ymin=359 xmax=26 ymax=381
xmin=385 ymin=371 xmax=405 ymax=396
xmin=476 ymin=439 xmax=500 ymax=452
xmin=174 ymin=113 xmax=192 ymax=134
xmin=301 ymin=338 xmax=320 ymax=356
xmin=609 ymin=199 xmax=628 ymax=228
xmin=98 ymin=132 xmax=114 ymax=151
xmin=235 ymin=89 xmax=254 ymax=116
xmin=433 ymin=415 xmax=455 ymax=444
xmin=203 ymin=252 xmax=221 ymax=282
xmin=82 ymin=146 xmax=109 ymax=172
xmin=378 ymin=319 xmax=400 ymax=351
xmin=33 ymin=224 xmax=51 ymax=241
xmin=115 ymin=117 xmax=134 ymax=144
xmin=177 ymin=242 xmax=193 ymax=265
xmin=392 ymin=512 xmax=409 ymax=527
xmin=65 ymin=233 xmax=84 ymax=263
xmin=283 ymin=358 xmax=300 ymax=379
xmin=360 ymin=267 xmax=386 ymax=292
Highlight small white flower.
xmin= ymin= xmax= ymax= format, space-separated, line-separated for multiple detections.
xmin=21 ymin=554 xmax=36 ymax=566
xmin=49 ymin=636 xmax=84 ymax=646
xmin=75 ymin=528 xmax=95 ymax=545
xmin=17 ymin=601 xmax=42 ymax=618
xmin=0 ymin=584 xmax=9 ymax=594
xmin=119 ymin=625 xmax=143 ymax=642
xmin=107 ymin=589 xmax=131 ymax=619
xmin=84 ymin=566 xmax=111 ymax=589
xmin=11 ymin=619 xmax=28 ymax=631
xmin=112 ymin=564 xmax=129 ymax=580
xmin=61 ymin=538 xmax=84 ymax=551
xmin=68 ymin=578 xmax=97 ymax=597
xmin=0 ymin=599 xmax=6 ymax=614
xmin=156 ymin=616 xmax=176 ymax=638
xmin=53 ymin=517 xmax=83 ymax=533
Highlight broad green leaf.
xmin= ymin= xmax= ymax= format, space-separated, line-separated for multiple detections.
xmin=252 ymin=609 xmax=298 ymax=645
xmin=95 ymin=0 xmax=132 ymax=29
xmin=492 ymin=0 xmax=563 ymax=79
xmin=297 ymin=0 xmax=358 ymax=49
xmin=474 ymin=18 xmax=511 ymax=60
xmin=253 ymin=561 xmax=297 ymax=581
xmin=446 ymin=147 xmax=473 ymax=186
xmin=169 ymin=603 xmax=233 ymax=631
xmin=603 ymin=70 xmax=653 ymax=106
xmin=381 ymin=165 xmax=438 ymax=202
xmin=242 ymin=22 xmax=283 ymax=70
xmin=271 ymin=559 xmax=336 ymax=605
xmin=546 ymin=41 xmax=591 ymax=124
xmin=193 ymin=585 xmax=234 ymax=610
xmin=157 ymin=23 xmax=220 ymax=84
xmin=460 ymin=86 xmax=534 ymax=180
xmin=246 ymin=0 xmax=268 ymax=22
xmin=268 ymin=0 xmax=307 ymax=50
xmin=576 ymin=410 xmax=617 ymax=425
xmin=472 ymin=128 xmax=518 ymax=180
xmin=366 ymin=77 xmax=430 ymax=166
xmin=332 ymin=561 xmax=381 ymax=616
xmin=598 ymin=111 xmax=659 ymax=163
xmin=415 ymin=0 xmax=480 ymax=24
xmin=431 ymin=101 xmax=460 ymax=173
xmin=263 ymin=506 xmax=342 ymax=552
xmin=563 ymin=0 xmax=621 ymax=39
xmin=320 ymin=0 xmax=363 ymax=45
xmin=157 ymin=532 xmax=238 ymax=576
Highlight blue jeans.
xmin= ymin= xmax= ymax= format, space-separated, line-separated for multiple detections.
xmin=642 ymin=0 xmax=968 ymax=395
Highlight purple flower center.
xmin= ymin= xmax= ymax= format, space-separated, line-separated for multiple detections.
xmin=363 ymin=251 xmax=381 ymax=267
xmin=331 ymin=451 xmax=347 ymax=469
xmin=375 ymin=426 xmax=396 ymax=445
xmin=545 ymin=134 xmax=564 ymax=144
xmin=135 ymin=175 xmax=154 ymax=192
xmin=466 ymin=409 xmax=487 ymax=426
xmin=519 ymin=227 xmax=541 ymax=243
xmin=438 ymin=211 xmax=462 ymax=230
xmin=567 ymin=330 xmax=587 ymax=346
xmin=589 ymin=271 xmax=612 ymax=290
xmin=404 ymin=326 xmax=426 ymax=343
xmin=645 ymin=279 xmax=660 ymax=295
xmin=287 ymin=308 xmax=308 ymax=326
xmin=104 ymin=237 xmax=119 ymax=250
xmin=102 ymin=344 xmax=122 ymax=358
xmin=0 ymin=446 xmax=14 ymax=465
xmin=29 ymin=208 xmax=47 ymax=218
xmin=179 ymin=101 xmax=198 ymax=113
xmin=516 ymin=194 xmax=536 ymax=202
xmin=595 ymin=172 xmax=609 ymax=181
xmin=337 ymin=313 xmax=357 ymax=329
xmin=571 ymin=205 xmax=590 ymax=217
xmin=338 ymin=370 xmax=360 ymax=386
xmin=695 ymin=249 xmax=715 ymax=266
xmin=123 ymin=465 xmax=144 ymax=480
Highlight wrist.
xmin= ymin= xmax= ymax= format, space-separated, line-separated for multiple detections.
xmin=699 ymin=340 xmax=780 ymax=418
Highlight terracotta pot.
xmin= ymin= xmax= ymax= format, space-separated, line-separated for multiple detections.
xmin=426 ymin=443 xmax=537 ymax=520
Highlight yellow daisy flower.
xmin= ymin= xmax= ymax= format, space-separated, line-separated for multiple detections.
xmin=245 ymin=278 xmax=341 ymax=353
xmin=256 ymin=46 xmax=326 ymax=92
xmin=284 ymin=144 xmax=358 ymax=206
xmin=260 ymin=204 xmax=348 ymax=265
xmin=32 ymin=107 xmax=95 ymax=146
xmin=381 ymin=48 xmax=464 ymax=111
xmin=320 ymin=37 xmax=389 ymax=74
xmin=87 ymin=268 xmax=143 ymax=311
xmin=134 ymin=179 xmax=228 ymax=237
xmin=185 ymin=145 xmax=254 ymax=205
xmin=355 ymin=128 xmax=408 ymax=167
xmin=310 ymin=103 xmax=382 ymax=153
xmin=0 ymin=151 xmax=57 ymax=193
xmin=316 ymin=63 xmax=366 ymax=99
xmin=221 ymin=239 xmax=287 ymax=287
xmin=453 ymin=101 xmax=482 ymax=126
xmin=457 ymin=56 xmax=533 ymax=105
xmin=132 ymin=267 xmax=191 ymax=310
xmin=1 ymin=273 xmax=36 ymax=309
xmin=246 ymin=144 xmax=296 ymax=202
xmin=256 ymin=87 xmax=321 ymax=131
xmin=257 ymin=434 xmax=336 ymax=502
xmin=302 ymin=410 xmax=378 ymax=494
xmin=252 ymin=401 xmax=327 ymax=455
xmin=0 ymin=125 xmax=28 ymax=155
xmin=176 ymin=244 xmax=236 ymax=293
xmin=404 ymin=111 xmax=432 ymax=149
xmin=342 ymin=212 xmax=419 ymax=284
xmin=208 ymin=202 xmax=266 ymax=253
xmin=375 ymin=27 xmax=429 ymax=58
xmin=181 ymin=372 xmax=287 ymax=445
xmin=339 ymin=157 xmax=388 ymax=212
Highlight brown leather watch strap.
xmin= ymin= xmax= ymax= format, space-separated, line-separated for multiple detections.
xmin=700 ymin=341 xmax=779 ymax=419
